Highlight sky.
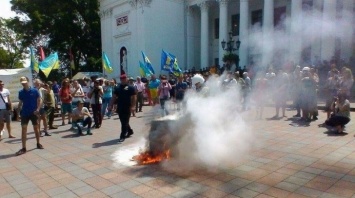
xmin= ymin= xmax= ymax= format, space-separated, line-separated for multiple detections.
xmin=0 ymin=0 xmax=16 ymax=19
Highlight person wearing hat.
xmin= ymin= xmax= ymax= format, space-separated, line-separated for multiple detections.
xmin=72 ymin=99 xmax=92 ymax=136
xmin=300 ymin=67 xmax=317 ymax=121
xmin=109 ymin=74 xmax=136 ymax=142
xmin=16 ymin=76 xmax=44 ymax=155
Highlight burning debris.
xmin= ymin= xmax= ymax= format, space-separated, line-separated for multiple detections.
xmin=132 ymin=118 xmax=182 ymax=165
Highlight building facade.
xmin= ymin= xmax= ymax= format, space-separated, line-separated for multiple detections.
xmin=99 ymin=0 xmax=355 ymax=78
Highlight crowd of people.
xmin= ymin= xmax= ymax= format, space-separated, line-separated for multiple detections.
xmin=0 ymin=62 xmax=353 ymax=155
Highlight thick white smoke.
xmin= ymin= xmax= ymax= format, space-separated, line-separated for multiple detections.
xmin=248 ymin=2 xmax=354 ymax=68
xmin=161 ymin=75 xmax=254 ymax=171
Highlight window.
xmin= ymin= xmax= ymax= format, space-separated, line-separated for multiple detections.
xmin=274 ymin=6 xmax=286 ymax=29
xmin=231 ymin=14 xmax=240 ymax=36
xmin=251 ymin=9 xmax=263 ymax=26
xmin=302 ymin=0 xmax=313 ymax=11
xmin=215 ymin=18 xmax=219 ymax=39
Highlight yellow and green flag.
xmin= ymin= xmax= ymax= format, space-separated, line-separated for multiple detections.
xmin=39 ymin=52 xmax=60 ymax=77
xmin=102 ymin=52 xmax=113 ymax=73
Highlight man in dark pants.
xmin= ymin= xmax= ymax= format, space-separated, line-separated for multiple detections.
xmin=109 ymin=74 xmax=136 ymax=142
xmin=135 ymin=76 xmax=145 ymax=112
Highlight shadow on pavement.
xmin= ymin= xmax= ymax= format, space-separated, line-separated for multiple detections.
xmin=61 ymin=133 xmax=81 ymax=138
xmin=0 ymin=148 xmax=36 ymax=159
xmin=92 ymin=139 xmax=120 ymax=148
xmin=323 ymin=131 xmax=348 ymax=136
xmin=285 ymin=117 xmax=311 ymax=127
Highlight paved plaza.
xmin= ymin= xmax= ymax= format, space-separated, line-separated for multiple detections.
xmin=0 ymin=105 xmax=355 ymax=198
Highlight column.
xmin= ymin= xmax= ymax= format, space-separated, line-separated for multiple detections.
xmin=341 ymin=0 xmax=354 ymax=61
xmin=262 ymin=0 xmax=274 ymax=67
xmin=200 ymin=2 xmax=209 ymax=70
xmin=186 ymin=6 xmax=196 ymax=70
xmin=218 ymin=0 xmax=229 ymax=68
xmin=239 ymin=0 xmax=249 ymax=69
xmin=321 ymin=0 xmax=336 ymax=61
xmin=290 ymin=0 xmax=302 ymax=64
xmin=311 ymin=0 xmax=323 ymax=65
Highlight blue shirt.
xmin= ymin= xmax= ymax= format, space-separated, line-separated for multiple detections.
xmin=19 ymin=87 xmax=40 ymax=117
xmin=148 ymin=79 xmax=160 ymax=89
xmin=52 ymin=84 xmax=60 ymax=93
xmin=103 ymin=86 xmax=113 ymax=98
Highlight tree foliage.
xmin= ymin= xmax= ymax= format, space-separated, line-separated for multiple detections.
xmin=10 ymin=0 xmax=102 ymax=77
xmin=0 ymin=18 xmax=26 ymax=68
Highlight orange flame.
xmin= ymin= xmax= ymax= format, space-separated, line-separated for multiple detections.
xmin=133 ymin=150 xmax=171 ymax=165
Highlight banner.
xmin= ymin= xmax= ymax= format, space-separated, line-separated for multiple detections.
xmin=0 ymin=67 xmax=33 ymax=102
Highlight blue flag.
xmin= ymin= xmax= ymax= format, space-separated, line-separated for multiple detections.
xmin=161 ymin=50 xmax=182 ymax=76
xmin=141 ymin=51 xmax=155 ymax=74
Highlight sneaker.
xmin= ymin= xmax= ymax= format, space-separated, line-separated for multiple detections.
xmin=87 ymin=132 xmax=93 ymax=135
xmin=44 ymin=132 xmax=51 ymax=136
xmin=118 ymin=138 xmax=125 ymax=142
xmin=49 ymin=126 xmax=58 ymax=129
xmin=36 ymin=143 xmax=44 ymax=149
xmin=16 ymin=148 xmax=26 ymax=155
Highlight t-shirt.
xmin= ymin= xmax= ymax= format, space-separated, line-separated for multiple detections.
xmin=176 ymin=82 xmax=188 ymax=99
xmin=0 ymin=89 xmax=10 ymax=110
xmin=59 ymin=87 xmax=72 ymax=104
xmin=19 ymin=87 xmax=40 ymax=117
xmin=90 ymin=86 xmax=103 ymax=104
xmin=52 ymin=84 xmax=60 ymax=94
xmin=82 ymin=85 xmax=91 ymax=103
xmin=71 ymin=85 xmax=84 ymax=103
xmin=114 ymin=84 xmax=136 ymax=113
xmin=72 ymin=107 xmax=90 ymax=120
xmin=103 ymin=85 xmax=113 ymax=98
xmin=148 ymin=79 xmax=160 ymax=89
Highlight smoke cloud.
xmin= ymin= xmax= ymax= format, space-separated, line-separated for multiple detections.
xmin=247 ymin=2 xmax=354 ymax=69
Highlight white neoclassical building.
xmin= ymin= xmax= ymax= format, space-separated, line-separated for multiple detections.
xmin=99 ymin=0 xmax=355 ymax=78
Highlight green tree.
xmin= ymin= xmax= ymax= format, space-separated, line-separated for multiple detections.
xmin=10 ymin=0 xmax=102 ymax=77
xmin=0 ymin=17 xmax=26 ymax=68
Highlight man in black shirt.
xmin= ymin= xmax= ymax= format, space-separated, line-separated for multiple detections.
xmin=109 ymin=74 xmax=136 ymax=142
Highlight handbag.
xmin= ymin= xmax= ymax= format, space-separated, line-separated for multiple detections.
xmin=0 ymin=93 xmax=10 ymax=110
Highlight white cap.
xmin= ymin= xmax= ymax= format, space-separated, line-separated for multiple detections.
xmin=191 ymin=74 xmax=205 ymax=85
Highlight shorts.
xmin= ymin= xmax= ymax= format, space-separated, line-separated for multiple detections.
xmin=0 ymin=109 xmax=11 ymax=123
xmin=61 ymin=103 xmax=73 ymax=114
xmin=21 ymin=113 xmax=38 ymax=126
xmin=39 ymin=108 xmax=46 ymax=115
xmin=150 ymin=89 xmax=158 ymax=99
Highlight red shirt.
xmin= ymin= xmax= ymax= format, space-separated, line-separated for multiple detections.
xmin=59 ymin=87 xmax=72 ymax=104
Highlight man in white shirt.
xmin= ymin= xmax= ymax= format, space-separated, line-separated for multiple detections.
xmin=0 ymin=80 xmax=15 ymax=140
xmin=135 ymin=76 xmax=145 ymax=112
xmin=72 ymin=100 xmax=92 ymax=136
